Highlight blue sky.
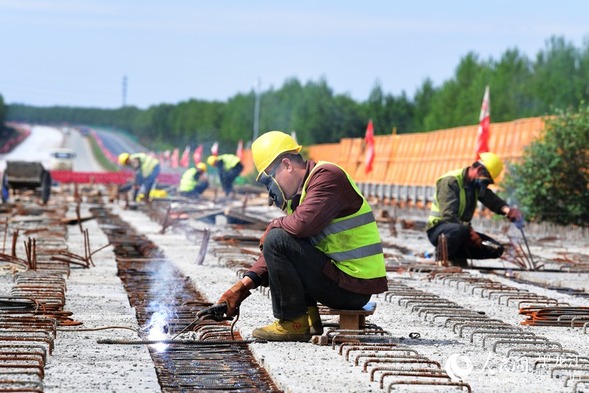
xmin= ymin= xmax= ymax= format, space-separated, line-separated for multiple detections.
xmin=0 ymin=1 xmax=587 ymax=109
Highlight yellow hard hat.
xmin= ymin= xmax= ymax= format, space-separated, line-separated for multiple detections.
xmin=478 ymin=152 xmax=504 ymax=181
xmin=196 ymin=162 xmax=207 ymax=173
xmin=252 ymin=131 xmax=301 ymax=180
xmin=118 ymin=152 xmax=130 ymax=165
xmin=206 ymin=155 xmax=217 ymax=166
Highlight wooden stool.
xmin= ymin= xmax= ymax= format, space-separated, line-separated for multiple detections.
xmin=325 ymin=302 xmax=377 ymax=330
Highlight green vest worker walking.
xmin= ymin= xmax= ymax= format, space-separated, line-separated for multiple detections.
xmin=426 ymin=152 xmax=524 ymax=267
xmin=214 ymin=131 xmax=387 ymax=342
xmin=207 ymin=154 xmax=243 ymax=196
xmin=178 ymin=162 xmax=209 ymax=199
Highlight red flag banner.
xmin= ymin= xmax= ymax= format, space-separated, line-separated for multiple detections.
xmin=236 ymin=139 xmax=243 ymax=160
xmin=180 ymin=146 xmax=190 ymax=168
xmin=475 ymin=85 xmax=490 ymax=160
xmin=193 ymin=144 xmax=203 ymax=165
xmin=211 ymin=142 xmax=218 ymax=156
xmin=364 ymin=119 xmax=375 ymax=174
xmin=170 ymin=148 xmax=179 ymax=169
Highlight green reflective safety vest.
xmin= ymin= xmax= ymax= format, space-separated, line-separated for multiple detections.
xmin=288 ymin=161 xmax=386 ymax=279
xmin=130 ymin=153 xmax=159 ymax=178
xmin=179 ymin=168 xmax=199 ymax=192
xmin=217 ymin=154 xmax=241 ymax=171
xmin=427 ymin=168 xmax=477 ymax=228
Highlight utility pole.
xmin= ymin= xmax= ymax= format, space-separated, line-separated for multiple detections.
xmin=122 ymin=75 xmax=128 ymax=107
xmin=253 ymin=78 xmax=261 ymax=141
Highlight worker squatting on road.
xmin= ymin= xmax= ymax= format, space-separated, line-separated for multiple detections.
xmin=178 ymin=162 xmax=209 ymax=199
xmin=118 ymin=152 xmax=161 ymax=202
xmin=425 ymin=152 xmax=524 ymax=267
xmin=207 ymin=154 xmax=243 ymax=196
xmin=214 ymin=131 xmax=388 ymax=342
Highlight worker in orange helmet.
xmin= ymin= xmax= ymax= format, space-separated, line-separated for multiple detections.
xmin=426 ymin=152 xmax=524 ymax=267
xmin=212 ymin=131 xmax=387 ymax=342
xmin=178 ymin=162 xmax=209 ymax=199
xmin=118 ymin=152 xmax=160 ymax=202
xmin=207 ymin=154 xmax=243 ymax=196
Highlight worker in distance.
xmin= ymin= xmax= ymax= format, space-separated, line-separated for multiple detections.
xmin=213 ymin=131 xmax=387 ymax=342
xmin=178 ymin=162 xmax=209 ymax=199
xmin=118 ymin=152 xmax=161 ymax=203
xmin=207 ymin=153 xmax=243 ymax=197
xmin=426 ymin=152 xmax=524 ymax=267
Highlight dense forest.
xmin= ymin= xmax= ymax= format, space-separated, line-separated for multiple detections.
xmin=5 ymin=36 xmax=589 ymax=153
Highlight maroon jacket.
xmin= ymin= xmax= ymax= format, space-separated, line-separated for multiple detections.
xmin=246 ymin=160 xmax=388 ymax=295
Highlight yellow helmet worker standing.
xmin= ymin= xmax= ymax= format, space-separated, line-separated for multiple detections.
xmin=212 ymin=130 xmax=387 ymax=342
xmin=426 ymin=151 xmax=523 ymax=267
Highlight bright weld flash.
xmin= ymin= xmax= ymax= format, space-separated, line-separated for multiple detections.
xmin=147 ymin=312 xmax=168 ymax=352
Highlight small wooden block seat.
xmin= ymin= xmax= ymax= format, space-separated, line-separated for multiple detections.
xmin=324 ymin=301 xmax=377 ymax=330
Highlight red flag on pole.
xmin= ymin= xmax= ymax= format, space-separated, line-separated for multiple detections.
xmin=364 ymin=119 xmax=375 ymax=174
xmin=475 ymin=85 xmax=490 ymax=160
xmin=236 ymin=139 xmax=243 ymax=160
xmin=211 ymin=142 xmax=218 ymax=156
xmin=180 ymin=146 xmax=190 ymax=168
xmin=193 ymin=144 xmax=203 ymax=165
xmin=170 ymin=148 xmax=179 ymax=169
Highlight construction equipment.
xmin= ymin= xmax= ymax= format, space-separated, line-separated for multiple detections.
xmin=2 ymin=161 xmax=52 ymax=204
xmin=519 ymin=226 xmax=536 ymax=270
xmin=170 ymin=303 xmax=235 ymax=340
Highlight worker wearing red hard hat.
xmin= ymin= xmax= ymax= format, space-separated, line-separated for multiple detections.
xmin=213 ymin=131 xmax=387 ymax=342
xmin=426 ymin=152 xmax=524 ymax=267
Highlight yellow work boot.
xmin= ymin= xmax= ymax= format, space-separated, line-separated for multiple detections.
xmin=308 ymin=306 xmax=323 ymax=335
xmin=252 ymin=314 xmax=311 ymax=342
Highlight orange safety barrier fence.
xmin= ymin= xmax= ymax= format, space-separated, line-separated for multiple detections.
xmin=303 ymin=116 xmax=545 ymax=187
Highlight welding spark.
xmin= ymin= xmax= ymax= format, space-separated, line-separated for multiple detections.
xmin=147 ymin=311 xmax=169 ymax=352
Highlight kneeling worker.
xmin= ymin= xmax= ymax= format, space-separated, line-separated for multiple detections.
xmin=178 ymin=162 xmax=209 ymax=199
xmin=426 ymin=152 xmax=524 ymax=267
xmin=212 ymin=131 xmax=387 ymax=341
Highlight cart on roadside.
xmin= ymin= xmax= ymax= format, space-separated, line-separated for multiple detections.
xmin=1 ymin=160 xmax=52 ymax=204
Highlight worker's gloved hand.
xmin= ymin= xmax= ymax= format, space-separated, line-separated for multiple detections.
xmin=467 ymin=228 xmax=482 ymax=248
xmin=506 ymin=208 xmax=525 ymax=229
xmin=217 ymin=281 xmax=251 ymax=317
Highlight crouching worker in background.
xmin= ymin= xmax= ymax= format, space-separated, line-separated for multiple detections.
xmin=426 ymin=152 xmax=524 ymax=267
xmin=207 ymin=154 xmax=243 ymax=196
xmin=178 ymin=162 xmax=209 ymax=199
xmin=212 ymin=131 xmax=387 ymax=342
xmin=118 ymin=152 xmax=161 ymax=203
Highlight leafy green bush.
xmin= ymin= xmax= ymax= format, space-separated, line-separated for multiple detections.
xmin=504 ymin=102 xmax=589 ymax=226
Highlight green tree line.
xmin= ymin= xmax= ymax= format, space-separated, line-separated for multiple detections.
xmin=5 ymin=35 xmax=589 ymax=153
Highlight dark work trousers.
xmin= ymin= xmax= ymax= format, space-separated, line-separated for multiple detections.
xmin=263 ymin=228 xmax=371 ymax=321
xmin=179 ymin=180 xmax=209 ymax=199
xmin=134 ymin=164 xmax=161 ymax=201
xmin=219 ymin=162 xmax=244 ymax=195
xmin=427 ymin=222 xmax=504 ymax=260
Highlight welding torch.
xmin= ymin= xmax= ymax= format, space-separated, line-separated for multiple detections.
xmin=515 ymin=219 xmax=536 ymax=270
xmin=170 ymin=303 xmax=237 ymax=340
